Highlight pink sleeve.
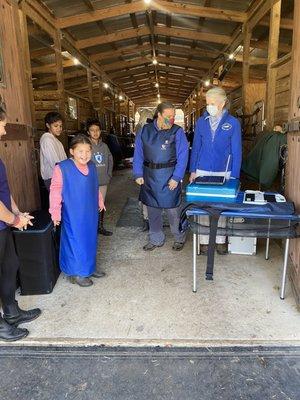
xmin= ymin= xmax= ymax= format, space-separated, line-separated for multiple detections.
xmin=49 ymin=165 xmax=63 ymax=221
xmin=99 ymin=189 xmax=105 ymax=211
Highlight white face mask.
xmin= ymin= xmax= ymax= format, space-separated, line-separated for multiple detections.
xmin=206 ymin=104 xmax=219 ymax=117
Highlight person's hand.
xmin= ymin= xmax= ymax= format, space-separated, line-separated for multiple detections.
xmin=99 ymin=204 xmax=106 ymax=212
xmin=189 ymin=172 xmax=197 ymax=183
xmin=53 ymin=220 xmax=61 ymax=227
xmin=135 ymin=177 xmax=144 ymax=185
xmin=14 ymin=214 xmax=34 ymax=230
xmin=168 ymin=179 xmax=178 ymax=191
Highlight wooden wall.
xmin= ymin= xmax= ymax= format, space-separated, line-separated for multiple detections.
xmin=286 ymin=133 xmax=300 ymax=305
xmin=0 ymin=0 xmax=40 ymax=211
xmin=33 ymin=90 xmax=95 ymax=138
xmin=274 ymin=61 xmax=291 ymax=126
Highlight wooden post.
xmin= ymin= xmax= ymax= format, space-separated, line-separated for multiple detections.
xmin=242 ymin=23 xmax=251 ymax=111
xmin=265 ymin=1 xmax=282 ymax=130
xmin=18 ymin=10 xmax=35 ymax=127
xmin=286 ymin=0 xmax=300 ymax=306
xmin=87 ymin=69 xmax=93 ymax=106
xmin=98 ymin=79 xmax=104 ymax=116
xmin=54 ymin=30 xmax=66 ymax=144
xmin=195 ymin=85 xmax=203 ymax=119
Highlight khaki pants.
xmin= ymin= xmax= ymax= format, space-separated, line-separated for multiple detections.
xmin=99 ymin=185 xmax=107 ymax=202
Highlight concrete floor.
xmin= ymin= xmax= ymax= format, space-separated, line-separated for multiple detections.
xmin=10 ymin=170 xmax=300 ymax=347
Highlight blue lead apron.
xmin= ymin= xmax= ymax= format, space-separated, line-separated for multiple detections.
xmin=139 ymin=122 xmax=181 ymax=209
xmin=59 ymin=159 xmax=98 ymax=277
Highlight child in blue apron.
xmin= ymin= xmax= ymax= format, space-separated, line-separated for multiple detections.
xmin=49 ymin=135 xmax=105 ymax=287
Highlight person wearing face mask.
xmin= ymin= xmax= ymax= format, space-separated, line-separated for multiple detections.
xmin=133 ymin=102 xmax=189 ymax=251
xmin=189 ymin=87 xmax=242 ymax=255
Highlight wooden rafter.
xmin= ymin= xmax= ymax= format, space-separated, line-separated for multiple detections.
xmin=56 ymin=0 xmax=246 ymax=29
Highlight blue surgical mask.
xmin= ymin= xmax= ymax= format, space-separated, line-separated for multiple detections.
xmin=206 ymin=104 xmax=219 ymax=117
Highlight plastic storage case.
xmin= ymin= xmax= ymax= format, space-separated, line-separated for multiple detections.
xmin=13 ymin=210 xmax=60 ymax=295
xmin=228 ymin=236 xmax=257 ymax=255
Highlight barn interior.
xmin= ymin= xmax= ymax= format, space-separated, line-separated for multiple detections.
xmin=0 ymin=1 xmax=300 ymax=396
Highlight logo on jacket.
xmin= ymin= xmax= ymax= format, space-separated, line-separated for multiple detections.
xmin=161 ymin=139 xmax=169 ymax=151
xmin=95 ymin=153 xmax=104 ymax=165
xmin=221 ymin=123 xmax=232 ymax=131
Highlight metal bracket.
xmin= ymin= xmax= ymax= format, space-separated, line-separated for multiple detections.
xmin=283 ymin=119 xmax=300 ymax=133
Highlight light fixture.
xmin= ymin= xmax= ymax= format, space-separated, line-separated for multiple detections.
xmin=119 ymin=95 xmax=123 ymax=100
xmin=228 ymin=53 xmax=235 ymax=60
xmin=157 ymin=93 xmax=160 ymax=98
xmin=152 ymin=59 xmax=158 ymax=65
xmin=103 ymin=83 xmax=109 ymax=89
xmin=204 ymin=79 xmax=210 ymax=87
xmin=73 ymin=58 xmax=80 ymax=65
xmin=155 ymin=83 xmax=159 ymax=88
xmin=144 ymin=0 xmax=151 ymax=4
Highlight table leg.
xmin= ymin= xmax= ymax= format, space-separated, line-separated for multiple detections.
xmin=265 ymin=219 xmax=271 ymax=260
xmin=280 ymin=238 xmax=290 ymax=300
xmin=197 ymin=216 xmax=201 ymax=255
xmin=193 ymin=230 xmax=197 ymax=293
xmin=265 ymin=238 xmax=270 ymax=260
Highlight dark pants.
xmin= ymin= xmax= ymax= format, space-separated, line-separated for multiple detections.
xmin=44 ymin=179 xmax=51 ymax=192
xmin=0 ymin=228 xmax=18 ymax=307
xmin=147 ymin=206 xmax=186 ymax=245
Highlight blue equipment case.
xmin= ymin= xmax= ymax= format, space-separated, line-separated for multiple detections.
xmin=185 ymin=178 xmax=240 ymax=203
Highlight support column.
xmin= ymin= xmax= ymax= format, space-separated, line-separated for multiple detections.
xmin=286 ymin=0 xmax=300 ymax=306
xmin=54 ymin=30 xmax=66 ymax=145
xmin=87 ymin=69 xmax=93 ymax=106
xmin=98 ymin=79 xmax=104 ymax=117
xmin=265 ymin=0 xmax=282 ymax=130
xmin=242 ymin=23 xmax=251 ymax=111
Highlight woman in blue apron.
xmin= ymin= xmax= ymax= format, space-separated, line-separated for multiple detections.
xmin=189 ymin=87 xmax=242 ymax=255
xmin=49 ymin=135 xmax=105 ymax=287
xmin=133 ymin=102 xmax=189 ymax=251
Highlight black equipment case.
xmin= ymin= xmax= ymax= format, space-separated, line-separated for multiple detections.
xmin=13 ymin=210 xmax=60 ymax=295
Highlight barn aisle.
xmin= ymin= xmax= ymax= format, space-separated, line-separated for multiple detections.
xmin=6 ymin=170 xmax=300 ymax=347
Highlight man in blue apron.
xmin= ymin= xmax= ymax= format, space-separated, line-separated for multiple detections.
xmin=133 ymin=102 xmax=189 ymax=251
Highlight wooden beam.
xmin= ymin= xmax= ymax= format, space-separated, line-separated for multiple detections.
xmin=260 ymin=16 xmax=293 ymax=30
xmin=289 ymin=0 xmax=300 ymax=121
xmin=102 ymin=55 xmax=211 ymax=72
xmin=87 ymin=69 xmax=93 ymax=105
xmin=21 ymin=0 xmax=56 ymax=38
xmin=54 ymin=30 xmax=66 ymax=143
xmin=153 ymin=0 xmax=246 ymax=23
xmin=248 ymin=0 xmax=280 ymax=31
xmin=31 ymin=59 xmax=76 ymax=74
xmin=18 ymin=9 xmax=36 ymax=125
xmin=270 ymin=52 xmax=292 ymax=69
xmin=77 ymin=26 xmax=150 ymax=49
xmin=265 ymin=1 xmax=282 ymax=130
xmin=31 ymin=47 xmax=53 ymax=59
xmin=242 ymin=24 xmax=251 ymax=110
xmin=154 ymin=26 xmax=231 ymax=45
xmin=98 ymin=79 xmax=104 ymax=115
xmin=90 ymin=44 xmax=152 ymax=62
xmin=77 ymin=25 xmax=231 ymax=49
xmin=57 ymin=0 xmax=246 ymax=29
xmin=57 ymin=1 xmax=146 ymax=29
xmin=109 ymin=65 xmax=202 ymax=80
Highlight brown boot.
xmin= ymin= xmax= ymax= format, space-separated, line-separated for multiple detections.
xmin=200 ymin=244 xmax=209 ymax=255
xmin=216 ymin=243 xmax=228 ymax=255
